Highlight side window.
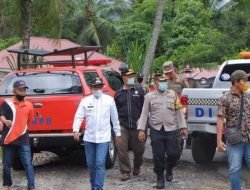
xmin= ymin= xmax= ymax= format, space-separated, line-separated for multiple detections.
xmin=0 ymin=72 xmax=82 ymax=95
xmin=83 ymin=72 xmax=100 ymax=87
xmin=103 ymin=70 xmax=123 ymax=91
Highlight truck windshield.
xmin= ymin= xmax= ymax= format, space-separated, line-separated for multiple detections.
xmin=0 ymin=71 xmax=82 ymax=96
xmin=220 ymin=64 xmax=250 ymax=82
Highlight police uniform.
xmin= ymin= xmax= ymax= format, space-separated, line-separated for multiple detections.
xmin=162 ymin=61 xmax=187 ymax=97
xmin=138 ymin=77 xmax=187 ymax=187
xmin=167 ymin=75 xmax=187 ymax=97
xmin=183 ymin=64 xmax=200 ymax=88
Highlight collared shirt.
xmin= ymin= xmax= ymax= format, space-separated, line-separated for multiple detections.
xmin=115 ymin=86 xmax=144 ymax=128
xmin=138 ymin=90 xmax=187 ymax=131
xmin=0 ymin=98 xmax=34 ymax=145
xmin=217 ymin=89 xmax=250 ymax=143
xmin=168 ymin=75 xmax=187 ymax=97
xmin=72 ymin=94 xmax=121 ymax=143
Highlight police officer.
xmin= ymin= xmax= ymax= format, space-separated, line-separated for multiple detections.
xmin=162 ymin=61 xmax=187 ymax=97
xmin=183 ymin=64 xmax=200 ymax=88
xmin=137 ymin=75 xmax=188 ymax=189
xmin=136 ymin=73 xmax=148 ymax=93
xmin=115 ymin=68 xmax=145 ymax=181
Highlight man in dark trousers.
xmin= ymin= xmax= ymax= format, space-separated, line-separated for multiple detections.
xmin=138 ymin=75 xmax=188 ymax=189
xmin=0 ymin=80 xmax=35 ymax=190
xmin=115 ymin=68 xmax=145 ymax=181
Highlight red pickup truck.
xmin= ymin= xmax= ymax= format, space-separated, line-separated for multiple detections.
xmin=0 ymin=46 xmax=123 ymax=169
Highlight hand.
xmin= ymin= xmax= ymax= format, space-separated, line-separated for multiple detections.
xmin=73 ymin=132 xmax=80 ymax=141
xmin=180 ymin=128 xmax=188 ymax=138
xmin=217 ymin=140 xmax=226 ymax=152
xmin=4 ymin=120 xmax=12 ymax=128
xmin=138 ymin=130 xmax=146 ymax=142
xmin=0 ymin=121 xmax=3 ymax=131
xmin=115 ymin=136 xmax=122 ymax=146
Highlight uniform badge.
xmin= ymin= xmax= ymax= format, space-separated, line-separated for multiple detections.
xmin=135 ymin=90 xmax=138 ymax=95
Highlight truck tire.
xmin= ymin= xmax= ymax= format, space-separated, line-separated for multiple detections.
xmin=192 ymin=133 xmax=216 ymax=164
xmin=105 ymin=131 xmax=116 ymax=169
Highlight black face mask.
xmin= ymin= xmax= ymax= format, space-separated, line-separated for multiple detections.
xmin=15 ymin=94 xmax=25 ymax=101
xmin=137 ymin=78 xmax=143 ymax=83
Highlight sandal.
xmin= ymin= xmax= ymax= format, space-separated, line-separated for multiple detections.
xmin=133 ymin=168 xmax=141 ymax=176
xmin=120 ymin=172 xmax=130 ymax=181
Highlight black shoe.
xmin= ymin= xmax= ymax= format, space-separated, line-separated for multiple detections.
xmin=156 ymin=174 xmax=165 ymax=189
xmin=166 ymin=167 xmax=173 ymax=182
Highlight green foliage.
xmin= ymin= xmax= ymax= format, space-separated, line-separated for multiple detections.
xmin=0 ymin=37 xmax=20 ymax=51
xmin=126 ymin=40 xmax=147 ymax=73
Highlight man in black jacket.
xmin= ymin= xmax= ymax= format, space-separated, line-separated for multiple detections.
xmin=115 ymin=68 xmax=145 ymax=181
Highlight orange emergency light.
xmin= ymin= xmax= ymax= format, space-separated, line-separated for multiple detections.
xmin=240 ymin=52 xmax=250 ymax=59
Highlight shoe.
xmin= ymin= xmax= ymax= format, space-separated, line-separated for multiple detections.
xmin=133 ymin=168 xmax=140 ymax=176
xmin=120 ymin=172 xmax=130 ymax=181
xmin=166 ymin=166 xmax=173 ymax=182
xmin=156 ymin=174 xmax=165 ymax=189
xmin=185 ymin=144 xmax=191 ymax=149
xmin=3 ymin=186 xmax=10 ymax=190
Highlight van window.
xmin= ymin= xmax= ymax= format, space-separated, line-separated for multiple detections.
xmin=220 ymin=64 xmax=250 ymax=81
xmin=102 ymin=70 xmax=123 ymax=91
xmin=0 ymin=71 xmax=82 ymax=95
xmin=83 ymin=71 xmax=100 ymax=87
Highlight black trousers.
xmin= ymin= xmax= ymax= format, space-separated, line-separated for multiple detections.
xmin=150 ymin=127 xmax=181 ymax=175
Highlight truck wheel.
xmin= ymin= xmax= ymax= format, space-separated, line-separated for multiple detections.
xmin=192 ymin=133 xmax=216 ymax=164
xmin=105 ymin=131 xmax=116 ymax=169
xmin=12 ymin=151 xmax=34 ymax=170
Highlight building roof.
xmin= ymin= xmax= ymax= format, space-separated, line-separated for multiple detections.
xmin=191 ymin=68 xmax=218 ymax=79
xmin=0 ymin=36 xmax=122 ymax=71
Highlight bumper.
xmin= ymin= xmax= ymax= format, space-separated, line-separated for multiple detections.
xmin=29 ymin=133 xmax=84 ymax=151
xmin=187 ymin=123 xmax=217 ymax=134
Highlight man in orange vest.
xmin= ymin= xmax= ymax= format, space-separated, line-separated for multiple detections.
xmin=0 ymin=80 xmax=35 ymax=190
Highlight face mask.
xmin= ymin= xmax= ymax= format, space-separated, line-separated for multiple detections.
xmin=185 ymin=73 xmax=192 ymax=79
xmin=127 ymin=77 xmax=135 ymax=86
xmin=93 ymin=90 xmax=102 ymax=99
xmin=150 ymin=82 xmax=155 ymax=86
xmin=158 ymin=82 xmax=168 ymax=92
xmin=241 ymin=83 xmax=249 ymax=92
xmin=16 ymin=94 xmax=25 ymax=101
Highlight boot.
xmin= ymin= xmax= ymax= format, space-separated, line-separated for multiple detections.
xmin=166 ymin=166 xmax=173 ymax=182
xmin=156 ymin=173 xmax=165 ymax=189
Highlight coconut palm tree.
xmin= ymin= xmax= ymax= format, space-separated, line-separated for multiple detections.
xmin=78 ymin=0 xmax=132 ymax=46
xmin=142 ymin=0 xmax=165 ymax=82
xmin=1 ymin=0 xmax=66 ymax=49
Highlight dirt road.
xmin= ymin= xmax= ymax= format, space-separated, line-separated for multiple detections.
xmin=2 ymin=149 xmax=250 ymax=190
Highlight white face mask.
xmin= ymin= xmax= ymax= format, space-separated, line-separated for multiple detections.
xmin=185 ymin=73 xmax=192 ymax=79
xmin=93 ymin=89 xmax=102 ymax=99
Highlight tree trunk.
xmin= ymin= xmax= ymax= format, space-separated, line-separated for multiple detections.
xmin=142 ymin=0 xmax=165 ymax=82
xmin=20 ymin=0 xmax=32 ymax=68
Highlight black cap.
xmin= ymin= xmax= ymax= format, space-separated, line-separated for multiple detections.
xmin=90 ymin=77 xmax=104 ymax=87
xmin=231 ymin=70 xmax=250 ymax=82
xmin=13 ymin=80 xmax=28 ymax=89
xmin=121 ymin=69 xmax=136 ymax=76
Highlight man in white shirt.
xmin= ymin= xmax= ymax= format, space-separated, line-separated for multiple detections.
xmin=72 ymin=77 xmax=121 ymax=190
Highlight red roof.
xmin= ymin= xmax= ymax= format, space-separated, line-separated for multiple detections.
xmin=192 ymin=68 xmax=218 ymax=79
xmin=0 ymin=36 xmax=122 ymax=71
